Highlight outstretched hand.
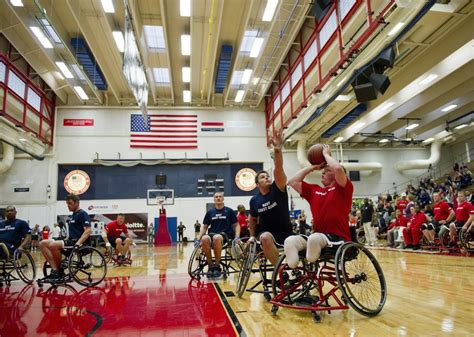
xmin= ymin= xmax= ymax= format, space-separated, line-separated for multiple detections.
xmin=271 ymin=129 xmax=284 ymax=150
xmin=322 ymin=144 xmax=331 ymax=157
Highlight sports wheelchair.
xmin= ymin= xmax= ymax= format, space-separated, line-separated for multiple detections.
xmin=37 ymin=244 xmax=107 ymax=288
xmin=269 ymin=241 xmax=387 ymax=322
xmin=459 ymin=227 xmax=473 ymax=251
xmin=98 ymin=242 xmax=133 ymax=266
xmin=188 ymin=239 xmax=241 ymax=280
xmin=235 ymin=238 xmax=282 ymax=300
xmin=0 ymin=244 xmax=36 ymax=287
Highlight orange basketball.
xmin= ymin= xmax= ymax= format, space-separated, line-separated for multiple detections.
xmin=307 ymin=144 xmax=326 ymax=165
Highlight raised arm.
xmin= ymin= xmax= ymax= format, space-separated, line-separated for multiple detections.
xmin=271 ymin=129 xmax=287 ymax=191
xmin=322 ymin=145 xmax=347 ymax=187
xmin=288 ymin=163 xmax=326 ymax=194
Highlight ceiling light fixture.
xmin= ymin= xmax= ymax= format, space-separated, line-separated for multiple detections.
xmin=252 ymin=77 xmax=259 ymax=85
xmin=10 ymin=0 xmax=24 ymax=6
xmin=112 ymin=31 xmax=124 ymax=52
xmin=153 ymin=68 xmax=170 ymax=84
xmin=418 ymin=73 xmax=438 ymax=86
xmin=183 ymin=90 xmax=191 ymax=103
xmin=55 ymin=62 xmax=74 ymax=79
xmin=250 ymin=38 xmax=264 ymax=58
xmin=262 ymin=0 xmax=279 ymax=22
xmin=441 ymin=104 xmax=457 ymax=112
xmin=180 ymin=0 xmax=191 ymax=17
xmin=379 ymin=139 xmax=390 ymax=143
xmin=405 ymin=123 xmax=419 ymax=130
xmin=235 ymin=90 xmax=245 ymax=102
xmin=73 ymin=86 xmax=88 ymax=100
xmin=101 ymin=0 xmax=115 ymax=13
xmin=71 ymin=64 xmax=86 ymax=80
xmin=334 ymin=136 xmax=344 ymax=143
xmin=29 ymin=27 xmax=53 ymax=49
xmin=380 ymin=101 xmax=395 ymax=111
xmin=335 ymin=94 xmax=353 ymax=101
xmin=182 ymin=67 xmax=191 ymax=83
xmin=181 ymin=35 xmax=191 ymax=55
xmin=143 ymin=25 xmax=166 ymax=50
xmin=241 ymin=69 xmax=252 ymax=85
xmin=454 ymin=124 xmax=467 ymax=130
xmin=387 ymin=22 xmax=404 ymax=36
xmin=422 ymin=137 xmax=434 ymax=144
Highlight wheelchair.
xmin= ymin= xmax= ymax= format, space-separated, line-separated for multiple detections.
xmin=98 ymin=242 xmax=132 ymax=266
xmin=269 ymin=240 xmax=387 ymax=322
xmin=36 ymin=244 xmax=107 ymax=288
xmin=0 ymin=244 xmax=36 ymax=287
xmin=235 ymin=238 xmax=281 ymax=301
xmin=188 ymin=238 xmax=240 ymax=280
xmin=459 ymin=227 xmax=473 ymax=251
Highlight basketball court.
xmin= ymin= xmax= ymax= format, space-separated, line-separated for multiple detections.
xmin=0 ymin=0 xmax=473 ymax=336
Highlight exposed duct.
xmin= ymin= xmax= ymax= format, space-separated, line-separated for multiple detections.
xmin=394 ymin=140 xmax=442 ymax=172
xmin=0 ymin=121 xmax=46 ymax=160
xmin=0 ymin=141 xmax=15 ymax=174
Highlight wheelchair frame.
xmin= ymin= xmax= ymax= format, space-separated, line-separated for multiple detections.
xmin=98 ymin=242 xmax=132 ymax=266
xmin=0 ymin=248 xmax=36 ymax=287
xmin=36 ymin=245 xmax=107 ymax=288
xmin=269 ymin=242 xmax=387 ymax=322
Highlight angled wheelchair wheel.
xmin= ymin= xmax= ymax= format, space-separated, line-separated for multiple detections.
xmin=69 ymin=246 xmax=107 ymax=287
xmin=98 ymin=242 xmax=113 ymax=263
xmin=271 ymin=253 xmax=316 ymax=303
xmin=356 ymin=228 xmax=366 ymax=245
xmin=459 ymin=229 xmax=473 ymax=250
xmin=236 ymin=241 xmax=257 ymax=298
xmin=188 ymin=246 xmax=206 ymax=279
xmin=13 ymin=250 xmax=36 ymax=284
xmin=231 ymin=237 xmax=249 ymax=268
xmin=335 ymin=242 xmax=387 ymax=317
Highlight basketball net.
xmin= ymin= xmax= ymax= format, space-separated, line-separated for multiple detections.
xmin=157 ymin=197 xmax=165 ymax=211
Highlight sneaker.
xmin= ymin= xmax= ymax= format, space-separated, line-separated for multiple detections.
xmin=213 ymin=265 xmax=222 ymax=278
xmin=207 ymin=264 xmax=218 ymax=278
xmin=48 ymin=269 xmax=64 ymax=282
xmin=412 ymin=245 xmax=421 ymax=250
xmin=405 ymin=244 xmax=414 ymax=249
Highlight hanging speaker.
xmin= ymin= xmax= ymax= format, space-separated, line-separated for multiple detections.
xmin=373 ymin=48 xmax=396 ymax=73
xmin=353 ymin=83 xmax=377 ymax=103
xmin=369 ymin=73 xmax=391 ymax=94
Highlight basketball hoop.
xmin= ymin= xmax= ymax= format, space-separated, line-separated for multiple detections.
xmin=157 ymin=197 xmax=165 ymax=206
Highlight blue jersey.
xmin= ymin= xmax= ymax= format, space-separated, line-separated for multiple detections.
xmin=67 ymin=209 xmax=91 ymax=240
xmin=203 ymin=206 xmax=238 ymax=236
xmin=249 ymin=181 xmax=292 ymax=235
xmin=0 ymin=218 xmax=31 ymax=249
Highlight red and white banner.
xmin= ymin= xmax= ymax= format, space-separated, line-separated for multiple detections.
xmin=63 ymin=119 xmax=94 ymax=126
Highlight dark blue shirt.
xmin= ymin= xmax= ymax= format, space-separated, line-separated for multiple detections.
xmin=203 ymin=206 xmax=238 ymax=236
xmin=0 ymin=218 xmax=31 ymax=248
xmin=67 ymin=209 xmax=91 ymax=240
xmin=249 ymin=182 xmax=292 ymax=234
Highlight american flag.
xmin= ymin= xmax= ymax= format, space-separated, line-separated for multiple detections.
xmin=130 ymin=113 xmax=198 ymax=149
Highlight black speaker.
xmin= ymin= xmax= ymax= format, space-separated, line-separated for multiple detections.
xmin=373 ymin=48 xmax=395 ymax=73
xmin=156 ymin=174 xmax=167 ymax=186
xmin=353 ymin=82 xmax=377 ymax=102
xmin=310 ymin=0 xmax=334 ymax=22
xmin=369 ymin=73 xmax=391 ymax=94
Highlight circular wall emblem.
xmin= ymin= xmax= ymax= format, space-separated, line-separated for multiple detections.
xmin=235 ymin=168 xmax=257 ymax=192
xmin=64 ymin=170 xmax=91 ymax=195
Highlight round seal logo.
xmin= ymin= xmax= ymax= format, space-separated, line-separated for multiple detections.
xmin=235 ymin=168 xmax=257 ymax=192
xmin=64 ymin=170 xmax=91 ymax=195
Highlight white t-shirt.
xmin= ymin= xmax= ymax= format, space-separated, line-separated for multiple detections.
xmin=51 ymin=226 xmax=61 ymax=239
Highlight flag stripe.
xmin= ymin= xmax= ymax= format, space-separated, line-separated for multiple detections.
xmin=149 ymin=125 xmax=197 ymax=129
xmin=150 ymin=119 xmax=197 ymax=123
xmin=202 ymin=122 xmax=224 ymax=126
xmin=131 ymin=145 xmax=198 ymax=149
xmin=130 ymin=134 xmax=198 ymax=138
xmin=150 ymin=114 xmax=197 ymax=118
xmin=131 ymin=139 xmax=197 ymax=144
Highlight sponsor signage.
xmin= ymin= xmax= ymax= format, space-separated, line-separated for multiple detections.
xmin=63 ymin=119 xmax=94 ymax=126
xmin=14 ymin=187 xmax=30 ymax=192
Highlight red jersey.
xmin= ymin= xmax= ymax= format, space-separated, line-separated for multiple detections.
xmin=301 ymin=179 xmax=354 ymax=241
xmin=407 ymin=212 xmax=427 ymax=228
xmin=105 ymin=220 xmax=128 ymax=237
xmin=388 ymin=215 xmax=407 ymax=230
xmin=455 ymin=201 xmax=472 ymax=222
xmin=41 ymin=229 xmax=49 ymax=240
xmin=397 ymin=199 xmax=408 ymax=213
xmin=237 ymin=213 xmax=248 ymax=229
xmin=433 ymin=201 xmax=452 ymax=221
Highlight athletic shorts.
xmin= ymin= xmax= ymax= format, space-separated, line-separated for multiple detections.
xmin=256 ymin=231 xmax=293 ymax=246
xmin=107 ymin=236 xmax=126 ymax=248
xmin=455 ymin=221 xmax=466 ymax=229
xmin=208 ymin=232 xmax=233 ymax=245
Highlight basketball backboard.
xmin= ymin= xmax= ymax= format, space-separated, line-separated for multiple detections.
xmin=147 ymin=189 xmax=174 ymax=205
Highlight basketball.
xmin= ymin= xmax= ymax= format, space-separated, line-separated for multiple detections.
xmin=307 ymin=144 xmax=326 ymax=165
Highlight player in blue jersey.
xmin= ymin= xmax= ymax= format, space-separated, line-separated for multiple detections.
xmin=0 ymin=206 xmax=31 ymax=261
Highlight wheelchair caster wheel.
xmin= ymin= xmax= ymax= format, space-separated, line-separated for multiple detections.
xmin=312 ymin=311 xmax=322 ymax=323
xmin=264 ymin=292 xmax=271 ymax=302
xmin=271 ymin=305 xmax=279 ymax=316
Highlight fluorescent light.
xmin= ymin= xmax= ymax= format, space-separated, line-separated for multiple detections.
xmin=180 ymin=0 xmax=191 ymax=17
xmin=183 ymin=90 xmax=191 ymax=103
xmin=182 ymin=67 xmax=191 ymax=83
xmin=422 ymin=137 xmax=434 ymax=143
xmin=379 ymin=139 xmax=390 ymax=143
xmin=405 ymin=123 xmax=419 ymax=130
xmin=30 ymin=26 xmax=53 ymax=49
xmin=181 ymin=35 xmax=191 ymax=55
xmin=240 ymin=30 xmax=258 ymax=52
xmin=10 ymin=0 xmax=23 ymax=6
xmin=235 ymin=90 xmax=245 ymax=102
xmin=387 ymin=22 xmax=404 ymax=36
xmin=334 ymin=137 xmax=344 ymax=143
xmin=455 ymin=124 xmax=467 ymax=130
xmin=55 ymin=62 xmax=74 ymax=79
xmin=442 ymin=104 xmax=457 ymax=112
xmin=380 ymin=101 xmax=395 ymax=111
xmin=153 ymin=68 xmax=170 ymax=84
xmin=19 ymin=138 xmax=27 ymax=142
xmin=351 ymin=121 xmax=366 ymax=130
xmin=112 ymin=31 xmax=124 ymax=52
xmin=101 ymin=0 xmax=115 ymax=13
xmin=71 ymin=64 xmax=86 ymax=80
xmin=419 ymin=74 xmax=438 ymax=86
xmin=262 ymin=0 xmax=279 ymax=22
xmin=144 ymin=25 xmax=166 ymax=50
xmin=39 ymin=19 xmax=62 ymax=44
xmin=250 ymin=38 xmax=264 ymax=58
xmin=336 ymin=77 xmax=347 ymax=87
xmin=241 ymin=69 xmax=252 ymax=84
xmin=73 ymin=86 xmax=88 ymax=100
xmin=252 ymin=77 xmax=259 ymax=85
xmin=335 ymin=94 xmax=352 ymax=101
